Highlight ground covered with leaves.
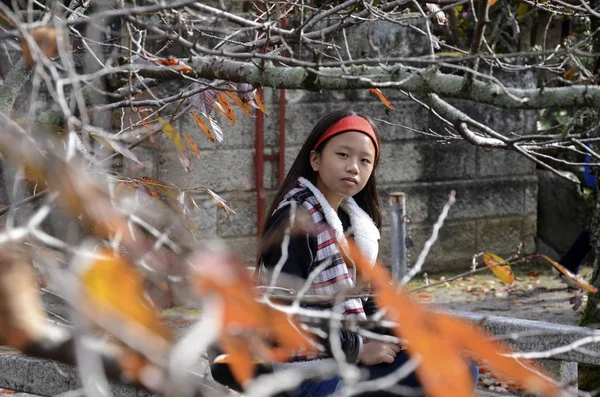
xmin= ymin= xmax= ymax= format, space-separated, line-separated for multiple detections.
xmin=422 ymin=264 xmax=594 ymax=326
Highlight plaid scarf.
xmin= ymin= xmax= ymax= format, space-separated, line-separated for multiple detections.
xmin=272 ymin=177 xmax=380 ymax=319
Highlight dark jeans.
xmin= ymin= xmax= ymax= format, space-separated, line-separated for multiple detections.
xmin=559 ymin=226 xmax=591 ymax=274
xmin=292 ymin=350 xmax=479 ymax=397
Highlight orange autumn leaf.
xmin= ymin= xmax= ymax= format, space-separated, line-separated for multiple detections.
xmin=0 ymin=12 xmax=16 ymax=27
xmin=216 ymin=93 xmax=236 ymax=126
xmin=483 ymin=252 xmax=515 ymax=284
xmin=135 ymin=176 xmax=178 ymax=196
xmin=82 ymin=248 xmax=171 ymax=340
xmin=49 ymin=172 xmax=131 ymax=243
xmin=21 ymin=27 xmax=58 ymax=67
xmin=193 ymin=186 xmax=236 ymax=221
xmin=220 ymin=334 xmax=255 ymax=385
xmin=116 ymin=179 xmax=161 ymax=201
xmin=0 ymin=244 xmax=48 ymax=350
xmin=540 ymin=255 xmax=598 ymax=293
xmin=489 ymin=0 xmax=498 ymax=5
xmin=118 ymin=351 xmax=147 ymax=382
xmin=190 ymin=250 xmax=315 ymax=386
xmin=268 ymin=310 xmax=314 ymax=352
xmin=416 ymin=292 xmax=433 ymax=303
xmin=114 ymin=181 xmax=137 ymax=197
xmin=563 ymin=69 xmax=575 ymax=81
xmin=224 ymin=90 xmax=253 ymax=116
xmin=253 ymin=89 xmax=268 ymax=117
xmin=191 ymin=112 xmax=215 ymax=143
xmin=22 ymin=164 xmax=48 ymax=187
xmin=345 ymin=242 xmax=560 ymax=397
xmin=137 ymin=109 xmax=154 ymax=135
xmin=369 ymin=88 xmax=395 ymax=110
xmin=182 ymin=134 xmax=200 ymax=158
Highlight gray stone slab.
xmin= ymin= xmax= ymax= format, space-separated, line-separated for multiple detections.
xmin=538 ymin=360 xmax=578 ymax=391
xmin=383 ymin=217 xmax=535 ymax=272
xmin=524 ymin=182 xmax=538 ymax=215
xmin=483 ymin=107 xmax=538 ymax=137
xmin=448 ymin=311 xmax=600 ymax=366
xmin=376 ymin=141 xmax=477 ymax=184
xmin=521 ymin=215 xmax=537 ymax=254
xmin=475 ymin=216 xmax=535 ymax=254
xmin=159 ymin=147 xmax=274 ymax=193
xmin=376 ymin=142 xmax=422 ymax=183
xmin=379 ymin=220 xmax=478 ymax=272
xmin=0 ymin=352 xmax=151 ymax=397
xmin=284 ymin=146 xmax=302 ymax=176
xmin=426 ymin=176 xmax=538 ymax=222
xmin=221 ymin=235 xmax=260 ymax=265
xmin=217 ymin=192 xmax=259 ymax=237
xmin=189 ymin=200 xmax=219 ymax=238
xmin=476 ymin=147 xmax=536 ymax=178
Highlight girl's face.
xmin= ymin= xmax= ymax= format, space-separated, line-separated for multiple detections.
xmin=310 ymin=131 xmax=376 ymax=208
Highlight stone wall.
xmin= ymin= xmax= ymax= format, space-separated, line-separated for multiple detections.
xmin=126 ymin=20 xmax=539 ymax=273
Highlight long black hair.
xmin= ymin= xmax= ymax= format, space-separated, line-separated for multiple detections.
xmin=263 ymin=109 xmax=383 ymax=235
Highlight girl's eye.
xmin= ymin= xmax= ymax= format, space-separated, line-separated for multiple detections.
xmin=337 ymin=152 xmax=348 ymax=158
xmin=361 ymin=158 xmax=372 ymax=164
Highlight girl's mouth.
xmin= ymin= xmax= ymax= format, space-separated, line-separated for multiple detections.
xmin=342 ymin=177 xmax=358 ymax=186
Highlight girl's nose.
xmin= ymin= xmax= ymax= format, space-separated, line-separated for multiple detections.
xmin=346 ymin=161 xmax=359 ymax=174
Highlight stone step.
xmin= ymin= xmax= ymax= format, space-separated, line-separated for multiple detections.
xmin=0 ymin=347 xmax=152 ymax=397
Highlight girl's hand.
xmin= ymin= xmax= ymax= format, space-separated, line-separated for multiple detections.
xmin=359 ymin=340 xmax=402 ymax=365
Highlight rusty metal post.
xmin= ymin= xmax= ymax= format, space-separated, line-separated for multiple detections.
xmin=389 ymin=192 xmax=407 ymax=280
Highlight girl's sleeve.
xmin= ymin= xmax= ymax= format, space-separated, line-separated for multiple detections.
xmin=261 ymin=205 xmax=316 ymax=279
xmin=326 ymin=332 xmax=363 ymax=364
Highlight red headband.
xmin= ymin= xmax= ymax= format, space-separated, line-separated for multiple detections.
xmin=313 ymin=115 xmax=379 ymax=161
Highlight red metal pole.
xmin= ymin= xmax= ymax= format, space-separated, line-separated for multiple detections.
xmin=255 ymin=88 xmax=266 ymax=238
xmin=279 ymin=89 xmax=286 ymax=185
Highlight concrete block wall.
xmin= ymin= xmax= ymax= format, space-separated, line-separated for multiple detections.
xmin=140 ymin=20 xmax=538 ymax=273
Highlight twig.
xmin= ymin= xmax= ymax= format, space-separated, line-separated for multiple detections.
xmin=400 ymin=191 xmax=456 ymax=285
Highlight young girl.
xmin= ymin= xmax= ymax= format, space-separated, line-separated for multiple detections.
xmin=258 ymin=110 xmax=438 ymax=397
